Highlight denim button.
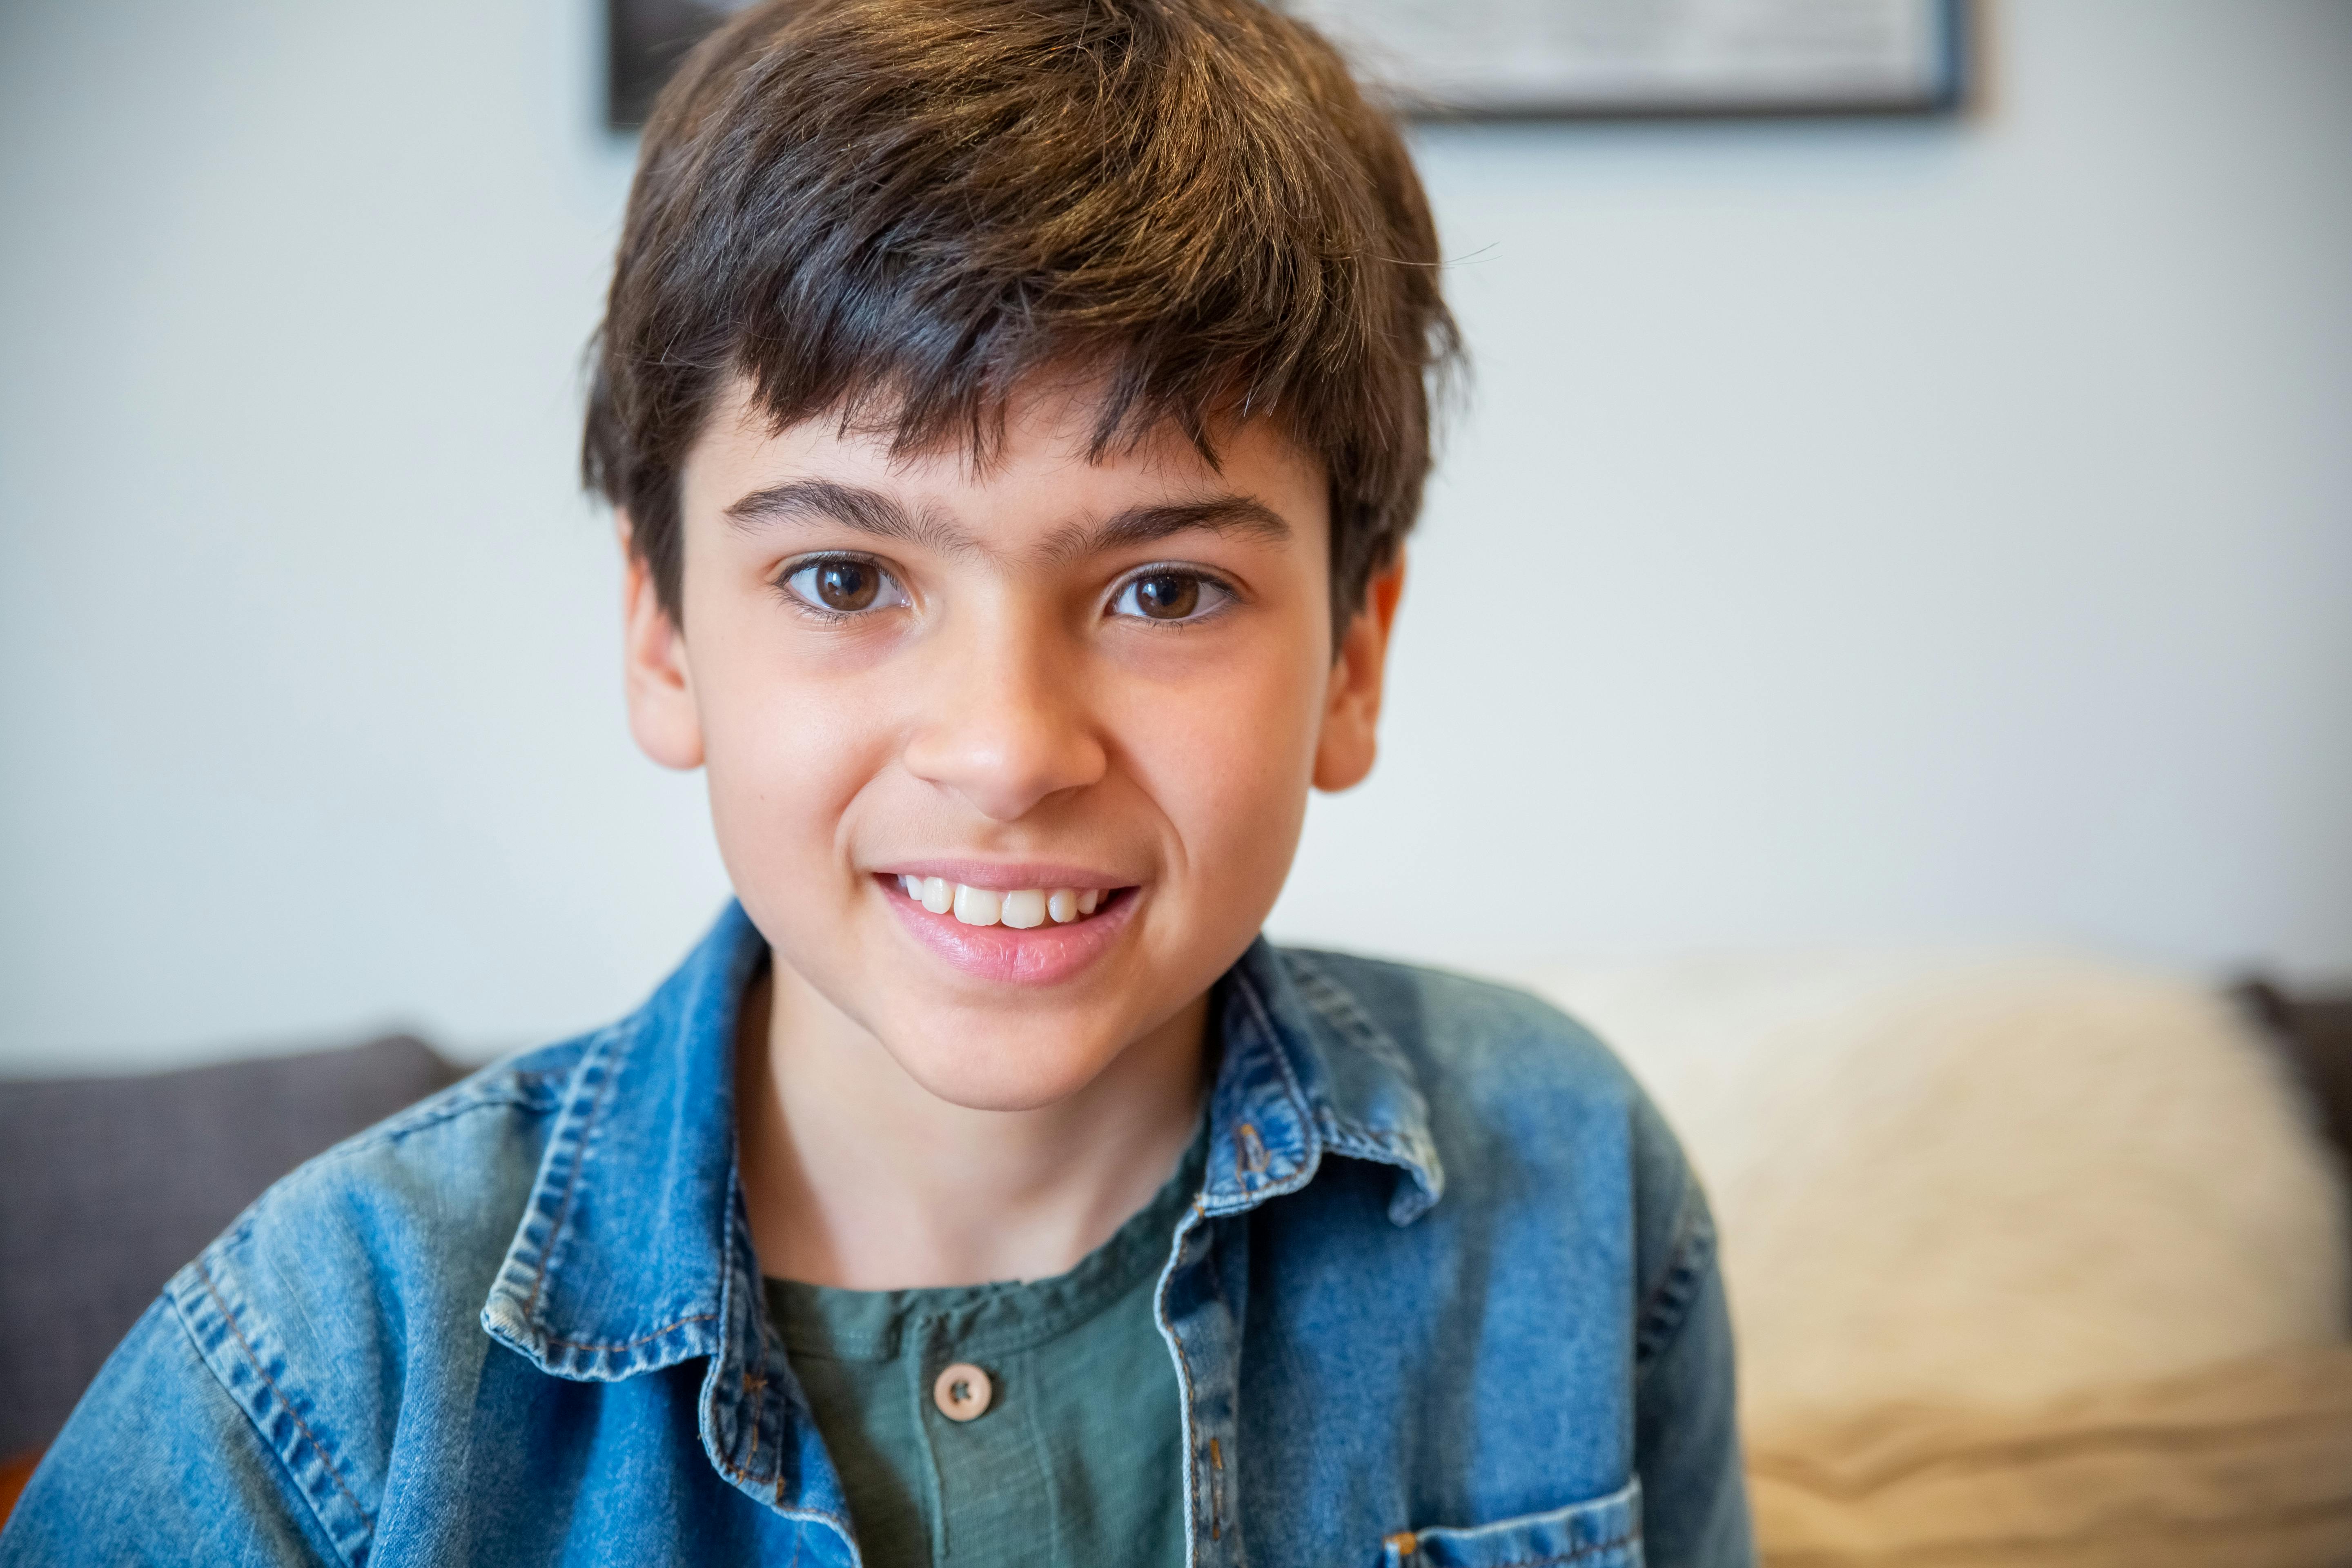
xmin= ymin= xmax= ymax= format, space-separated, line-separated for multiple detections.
xmin=933 ymin=1362 xmax=993 ymax=1421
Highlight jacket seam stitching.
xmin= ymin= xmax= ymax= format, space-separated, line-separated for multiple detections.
xmin=1635 ymin=1179 xmax=1700 ymax=1325
xmin=522 ymin=1031 xmax=626 ymax=1324
xmin=1285 ymin=952 xmax=1412 ymax=1070
xmin=539 ymin=1312 xmax=720 ymax=1352
xmin=196 ymin=1081 xmax=571 ymax=1263
xmin=1154 ymin=1205 xmax=1210 ymax=1560
xmin=1227 ymin=967 xmax=1322 ymax=1197
xmin=1478 ymin=1530 xmax=1638 ymax=1567
xmin=1286 ymin=953 xmax=1381 ymax=1040
xmin=320 ymin=1076 xmax=568 ymax=1162
xmin=1633 ymin=1178 xmax=1713 ymax=1380
xmin=191 ymin=1258 xmax=372 ymax=1542
xmin=1281 ymin=952 xmax=1441 ymax=1183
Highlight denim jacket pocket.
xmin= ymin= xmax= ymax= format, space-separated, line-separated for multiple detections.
xmin=1381 ymin=1477 xmax=1641 ymax=1568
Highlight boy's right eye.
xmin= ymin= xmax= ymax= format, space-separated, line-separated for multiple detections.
xmin=777 ymin=555 xmax=909 ymax=617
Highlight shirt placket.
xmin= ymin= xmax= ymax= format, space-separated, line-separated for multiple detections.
xmin=909 ymin=1312 xmax=1052 ymax=1566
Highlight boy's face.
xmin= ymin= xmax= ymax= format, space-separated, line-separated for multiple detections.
xmin=623 ymin=377 xmax=1399 ymax=1112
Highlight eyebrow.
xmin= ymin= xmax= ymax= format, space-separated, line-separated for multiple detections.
xmin=1036 ymin=496 xmax=1293 ymax=565
xmin=723 ymin=479 xmax=979 ymax=557
xmin=722 ymin=479 xmax=1292 ymax=565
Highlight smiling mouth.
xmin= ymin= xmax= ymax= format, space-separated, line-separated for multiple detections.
xmin=889 ymin=875 xmax=1126 ymax=929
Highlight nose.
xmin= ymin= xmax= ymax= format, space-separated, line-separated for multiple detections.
xmin=900 ymin=613 xmax=1107 ymax=822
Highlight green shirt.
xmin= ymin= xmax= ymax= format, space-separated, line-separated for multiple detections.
xmin=764 ymin=1127 xmax=1206 ymax=1568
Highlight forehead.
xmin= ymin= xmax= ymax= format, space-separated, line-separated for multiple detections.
xmin=680 ymin=374 xmax=1328 ymax=554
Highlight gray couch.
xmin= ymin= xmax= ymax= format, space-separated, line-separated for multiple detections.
xmin=0 ymin=1036 xmax=461 ymax=1457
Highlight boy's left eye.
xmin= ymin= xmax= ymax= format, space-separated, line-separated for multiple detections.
xmin=778 ymin=555 xmax=909 ymax=617
xmin=1109 ymin=570 xmax=1231 ymax=624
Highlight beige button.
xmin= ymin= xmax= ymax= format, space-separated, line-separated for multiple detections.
xmin=932 ymin=1361 xmax=993 ymax=1422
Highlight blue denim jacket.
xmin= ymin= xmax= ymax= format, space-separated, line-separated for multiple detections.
xmin=4 ymin=904 xmax=1751 ymax=1567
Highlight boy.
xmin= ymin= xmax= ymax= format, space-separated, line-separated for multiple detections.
xmin=2 ymin=0 xmax=1751 ymax=1563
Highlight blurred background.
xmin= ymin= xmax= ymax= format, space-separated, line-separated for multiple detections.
xmin=2 ymin=0 xmax=2351 ymax=1556
xmin=2 ymin=0 xmax=2346 ymax=1075
xmin=4 ymin=0 xmax=2352 ymax=1072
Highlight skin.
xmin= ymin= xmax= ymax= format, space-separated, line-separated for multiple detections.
xmin=621 ymin=374 xmax=1403 ymax=1289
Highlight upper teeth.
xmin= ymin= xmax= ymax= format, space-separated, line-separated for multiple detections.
xmin=898 ymin=875 xmax=1105 ymax=927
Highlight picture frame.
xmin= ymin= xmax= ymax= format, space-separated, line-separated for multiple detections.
xmin=1285 ymin=0 xmax=1970 ymax=120
xmin=606 ymin=0 xmax=1970 ymax=130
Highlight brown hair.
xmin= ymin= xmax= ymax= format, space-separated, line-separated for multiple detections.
xmin=583 ymin=0 xmax=1460 ymax=632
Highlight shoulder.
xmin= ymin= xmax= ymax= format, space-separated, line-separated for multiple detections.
xmin=156 ymin=1036 xmax=594 ymax=1541
xmin=187 ymin=1034 xmax=585 ymax=1297
xmin=10 ymin=1038 xmax=598 ymax=1564
xmin=1276 ymin=944 xmax=1647 ymax=1112
xmin=1274 ymin=947 xmax=1713 ymax=1343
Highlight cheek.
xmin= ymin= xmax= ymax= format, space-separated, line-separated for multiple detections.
xmin=691 ymin=617 xmax=893 ymax=903
xmin=1116 ymin=635 xmax=1328 ymax=899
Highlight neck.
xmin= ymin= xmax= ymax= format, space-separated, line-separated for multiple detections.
xmin=735 ymin=960 xmax=1209 ymax=1290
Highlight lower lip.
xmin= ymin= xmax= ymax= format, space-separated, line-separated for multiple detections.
xmin=880 ymin=880 xmax=1140 ymax=986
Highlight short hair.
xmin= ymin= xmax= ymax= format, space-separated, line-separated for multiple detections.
xmin=583 ymin=0 xmax=1461 ymax=633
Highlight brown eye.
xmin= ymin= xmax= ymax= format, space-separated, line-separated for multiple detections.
xmin=780 ymin=555 xmax=905 ymax=617
xmin=815 ymin=560 xmax=878 ymax=611
xmin=1130 ymin=572 xmax=1200 ymax=620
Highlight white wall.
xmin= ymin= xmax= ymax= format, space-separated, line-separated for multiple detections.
xmin=2 ymin=1 xmax=2347 ymax=1072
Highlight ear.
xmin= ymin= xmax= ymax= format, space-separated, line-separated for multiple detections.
xmin=1312 ymin=554 xmax=1405 ymax=793
xmin=619 ymin=514 xmax=705 ymax=771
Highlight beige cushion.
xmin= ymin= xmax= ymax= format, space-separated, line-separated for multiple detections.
xmin=1747 ymin=1344 xmax=2352 ymax=1568
xmin=1512 ymin=954 xmax=2349 ymax=1431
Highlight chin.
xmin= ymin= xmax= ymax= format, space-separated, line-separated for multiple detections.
xmin=888 ymin=1026 xmax=1127 ymax=1114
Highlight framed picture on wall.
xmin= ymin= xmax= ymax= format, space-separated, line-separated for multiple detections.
xmin=607 ymin=0 xmax=1969 ymax=130
xmin=607 ymin=0 xmax=754 ymax=128
xmin=1283 ymin=0 xmax=1968 ymax=118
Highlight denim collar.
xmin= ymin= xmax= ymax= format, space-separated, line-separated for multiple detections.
xmin=481 ymin=900 xmax=1445 ymax=1387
